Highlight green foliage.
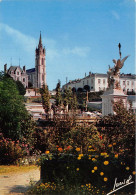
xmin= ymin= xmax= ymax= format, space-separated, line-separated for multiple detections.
xmin=97 ymin=100 xmax=135 ymax=157
xmin=36 ymin=153 xmax=135 ymax=194
xmin=55 ymin=80 xmax=62 ymax=107
xmin=0 ymin=133 xmax=23 ymax=164
xmin=0 ymin=73 xmax=35 ymax=143
xmin=63 ymin=88 xmax=78 ymax=111
xmin=40 ymin=85 xmax=50 ymax=116
xmin=66 ymin=125 xmax=102 ymax=153
xmin=16 ymin=80 xmax=26 ymax=95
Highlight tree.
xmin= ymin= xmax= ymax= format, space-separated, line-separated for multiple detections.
xmin=55 ymin=80 xmax=62 ymax=107
xmin=40 ymin=85 xmax=50 ymax=118
xmin=16 ymin=80 xmax=26 ymax=95
xmin=97 ymin=100 xmax=135 ymax=157
xmin=0 ymin=72 xmax=35 ymax=143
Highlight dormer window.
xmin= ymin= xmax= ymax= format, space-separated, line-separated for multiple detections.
xmin=17 ymin=72 xmax=19 ymax=75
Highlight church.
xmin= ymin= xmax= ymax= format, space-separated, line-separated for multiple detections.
xmin=4 ymin=33 xmax=46 ymax=89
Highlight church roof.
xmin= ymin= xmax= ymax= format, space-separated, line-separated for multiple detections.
xmin=26 ymin=68 xmax=35 ymax=73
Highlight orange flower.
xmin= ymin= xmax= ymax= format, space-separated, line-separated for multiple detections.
xmin=126 ymin=167 xmax=129 ymax=171
xmin=115 ymin=154 xmax=118 ymax=158
xmin=45 ymin=150 xmax=50 ymax=154
xmin=76 ymin=147 xmax=80 ymax=152
xmin=132 ymin=171 xmax=136 ymax=175
xmin=104 ymin=161 xmax=109 ymax=165
xmin=58 ymin=147 xmax=63 ymax=152
xmin=104 ymin=177 xmax=108 ymax=182
xmin=100 ymin=172 xmax=104 ymax=176
xmin=108 ymin=144 xmax=112 ymax=148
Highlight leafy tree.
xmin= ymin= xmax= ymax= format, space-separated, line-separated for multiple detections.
xmin=0 ymin=72 xmax=35 ymax=143
xmin=40 ymin=85 xmax=50 ymax=117
xmin=16 ymin=80 xmax=26 ymax=95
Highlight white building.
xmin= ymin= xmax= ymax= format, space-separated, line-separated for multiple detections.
xmin=62 ymin=72 xmax=136 ymax=94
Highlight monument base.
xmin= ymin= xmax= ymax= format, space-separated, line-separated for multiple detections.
xmin=101 ymin=87 xmax=128 ymax=116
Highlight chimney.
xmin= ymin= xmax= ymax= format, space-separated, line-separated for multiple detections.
xmin=23 ymin=66 xmax=26 ymax=72
xmin=4 ymin=64 xmax=7 ymax=73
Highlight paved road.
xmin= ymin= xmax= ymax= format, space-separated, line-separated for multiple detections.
xmin=0 ymin=168 xmax=40 ymax=195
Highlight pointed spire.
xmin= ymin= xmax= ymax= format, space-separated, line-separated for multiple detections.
xmin=39 ymin=31 xmax=42 ymax=47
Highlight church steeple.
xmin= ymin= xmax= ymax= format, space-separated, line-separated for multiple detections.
xmin=38 ymin=31 xmax=42 ymax=48
xmin=35 ymin=32 xmax=46 ymax=88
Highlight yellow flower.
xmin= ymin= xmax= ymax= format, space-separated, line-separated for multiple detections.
xmin=89 ymin=145 xmax=92 ymax=148
xmin=94 ymin=166 xmax=98 ymax=170
xmin=76 ymin=147 xmax=80 ymax=152
xmin=79 ymin=153 xmax=83 ymax=157
xmin=104 ymin=161 xmax=109 ymax=165
xmin=95 ymin=155 xmax=99 ymax=158
xmin=108 ymin=144 xmax=112 ymax=147
xmin=105 ymin=155 xmax=109 ymax=158
xmin=92 ymin=158 xmax=96 ymax=162
xmin=92 ymin=170 xmax=95 ymax=173
xmin=126 ymin=167 xmax=129 ymax=171
xmin=132 ymin=171 xmax=136 ymax=175
xmin=45 ymin=150 xmax=50 ymax=154
xmin=104 ymin=177 xmax=108 ymax=182
xmin=77 ymin=156 xmax=81 ymax=160
xmin=76 ymin=168 xmax=79 ymax=171
xmin=100 ymin=172 xmax=104 ymax=176
xmin=100 ymin=153 xmax=104 ymax=156
xmin=115 ymin=154 xmax=118 ymax=158
xmin=88 ymin=155 xmax=91 ymax=159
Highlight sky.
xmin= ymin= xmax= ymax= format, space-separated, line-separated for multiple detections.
xmin=0 ymin=0 xmax=135 ymax=90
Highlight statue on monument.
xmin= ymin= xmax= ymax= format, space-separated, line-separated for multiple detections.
xmin=107 ymin=43 xmax=129 ymax=89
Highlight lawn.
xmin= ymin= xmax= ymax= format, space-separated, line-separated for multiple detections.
xmin=0 ymin=165 xmax=38 ymax=175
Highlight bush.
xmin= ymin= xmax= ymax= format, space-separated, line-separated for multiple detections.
xmin=37 ymin=152 xmax=135 ymax=194
xmin=0 ymin=134 xmax=23 ymax=164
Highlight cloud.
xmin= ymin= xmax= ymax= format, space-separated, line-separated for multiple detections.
xmin=0 ymin=23 xmax=37 ymax=52
xmin=111 ymin=11 xmax=120 ymax=20
xmin=62 ymin=46 xmax=90 ymax=57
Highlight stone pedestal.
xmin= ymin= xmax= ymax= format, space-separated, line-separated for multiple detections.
xmin=101 ymin=87 xmax=127 ymax=116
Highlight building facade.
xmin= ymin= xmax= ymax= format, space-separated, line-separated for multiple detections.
xmin=62 ymin=72 xmax=136 ymax=94
xmin=4 ymin=64 xmax=28 ymax=88
xmin=4 ymin=33 xmax=46 ymax=89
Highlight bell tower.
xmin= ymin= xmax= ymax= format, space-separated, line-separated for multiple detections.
xmin=35 ymin=32 xmax=46 ymax=88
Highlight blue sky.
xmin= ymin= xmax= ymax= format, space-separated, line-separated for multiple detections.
xmin=0 ymin=0 xmax=135 ymax=90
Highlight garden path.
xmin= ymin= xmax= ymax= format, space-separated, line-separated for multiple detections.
xmin=0 ymin=167 xmax=40 ymax=195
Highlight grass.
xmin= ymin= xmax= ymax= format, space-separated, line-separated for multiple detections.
xmin=0 ymin=165 xmax=39 ymax=175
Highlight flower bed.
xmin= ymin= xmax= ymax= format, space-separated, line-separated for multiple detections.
xmin=31 ymin=152 xmax=135 ymax=194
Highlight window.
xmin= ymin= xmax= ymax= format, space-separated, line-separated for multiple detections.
xmin=91 ymin=79 xmax=93 ymax=84
xmin=23 ymin=78 xmax=25 ymax=82
xmin=123 ymin=81 xmax=125 ymax=85
xmin=103 ymin=79 xmax=105 ymax=84
xmin=17 ymin=72 xmax=19 ymax=75
xmin=127 ymin=81 xmax=129 ymax=85
xmin=83 ymin=81 xmax=84 ymax=86
xmin=42 ymin=74 xmax=44 ymax=81
xmin=98 ymin=79 xmax=101 ymax=84
xmin=87 ymin=80 xmax=88 ymax=85
xmin=132 ymin=81 xmax=134 ymax=86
